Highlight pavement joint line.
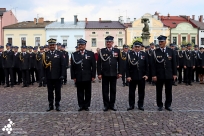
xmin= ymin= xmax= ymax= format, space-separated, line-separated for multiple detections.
xmin=1 ymin=110 xmax=204 ymax=114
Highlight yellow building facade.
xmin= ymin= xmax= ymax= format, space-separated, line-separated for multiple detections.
xmin=126 ymin=13 xmax=170 ymax=45
xmin=3 ymin=19 xmax=52 ymax=48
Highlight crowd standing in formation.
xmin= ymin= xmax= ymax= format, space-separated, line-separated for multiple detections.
xmin=0 ymin=35 xmax=204 ymax=112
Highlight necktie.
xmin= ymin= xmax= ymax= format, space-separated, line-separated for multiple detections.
xmin=81 ymin=51 xmax=84 ymax=55
xmin=136 ymin=52 xmax=138 ymax=60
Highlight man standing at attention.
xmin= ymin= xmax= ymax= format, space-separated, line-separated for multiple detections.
xmin=97 ymin=36 xmax=123 ymax=111
xmin=151 ymin=35 xmax=177 ymax=111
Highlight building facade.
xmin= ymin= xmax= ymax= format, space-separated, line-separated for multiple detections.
xmin=3 ymin=18 xmax=52 ymax=48
xmin=46 ymin=16 xmax=85 ymax=53
xmin=126 ymin=13 xmax=170 ymax=45
xmin=0 ymin=8 xmax=18 ymax=45
xmin=85 ymin=19 xmax=126 ymax=52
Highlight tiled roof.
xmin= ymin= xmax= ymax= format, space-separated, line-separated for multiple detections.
xmin=124 ymin=23 xmax=132 ymax=28
xmin=190 ymin=19 xmax=204 ymax=29
xmin=46 ymin=21 xmax=85 ymax=29
xmin=160 ymin=16 xmax=197 ymax=28
xmin=85 ymin=21 xmax=125 ymax=29
xmin=3 ymin=21 xmax=53 ymax=29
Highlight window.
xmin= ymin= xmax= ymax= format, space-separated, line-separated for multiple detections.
xmin=154 ymin=36 xmax=158 ymax=44
xmin=182 ymin=37 xmax=186 ymax=42
xmin=21 ymin=37 xmax=26 ymax=46
xmin=119 ymin=32 xmax=122 ymax=34
xmin=106 ymin=32 xmax=109 ymax=34
xmin=35 ymin=37 xmax=40 ymax=46
xmin=191 ymin=37 xmax=195 ymax=44
xmin=92 ymin=32 xmax=95 ymax=34
xmin=63 ymin=39 xmax=67 ymax=46
xmin=118 ymin=38 xmax=123 ymax=46
xmin=92 ymin=38 xmax=97 ymax=47
xmin=8 ymin=38 xmax=12 ymax=45
xmin=173 ymin=37 xmax=177 ymax=45
xmin=201 ymin=38 xmax=204 ymax=45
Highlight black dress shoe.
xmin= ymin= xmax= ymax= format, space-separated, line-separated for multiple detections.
xmin=17 ymin=83 xmax=20 ymax=85
xmin=126 ymin=83 xmax=129 ymax=86
xmin=38 ymin=84 xmax=42 ymax=87
xmin=43 ymin=84 xmax=46 ymax=87
xmin=46 ymin=106 xmax=54 ymax=112
xmin=178 ymin=82 xmax=181 ymax=84
xmin=165 ymin=107 xmax=172 ymax=111
xmin=56 ymin=106 xmax=61 ymax=111
xmin=4 ymin=85 xmax=10 ymax=88
xmin=78 ymin=107 xmax=83 ymax=111
xmin=158 ymin=107 xmax=163 ymax=111
xmin=189 ymin=83 xmax=192 ymax=86
xmin=103 ymin=107 xmax=109 ymax=111
xmin=22 ymin=85 xmax=27 ymax=87
xmin=84 ymin=107 xmax=89 ymax=111
xmin=110 ymin=107 xmax=117 ymax=111
xmin=10 ymin=85 xmax=14 ymax=88
xmin=186 ymin=83 xmax=188 ymax=86
xmin=138 ymin=107 xmax=144 ymax=111
xmin=127 ymin=106 xmax=134 ymax=111
xmin=123 ymin=83 xmax=126 ymax=87
xmin=2 ymin=83 xmax=5 ymax=85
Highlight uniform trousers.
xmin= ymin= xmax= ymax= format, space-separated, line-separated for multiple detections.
xmin=22 ymin=69 xmax=29 ymax=86
xmin=47 ymin=79 xmax=61 ymax=107
xmin=0 ymin=68 xmax=5 ymax=84
xmin=156 ymin=79 xmax=172 ymax=108
xmin=128 ymin=79 xmax=145 ymax=107
xmin=102 ymin=76 xmax=117 ymax=108
xmin=4 ymin=68 xmax=14 ymax=86
xmin=76 ymin=81 xmax=92 ymax=108
xmin=185 ymin=67 xmax=193 ymax=84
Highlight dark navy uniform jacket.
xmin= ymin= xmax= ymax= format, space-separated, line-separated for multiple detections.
xmin=151 ymin=47 xmax=177 ymax=79
xmin=126 ymin=50 xmax=149 ymax=80
xmin=97 ymin=48 xmax=123 ymax=77
xmin=71 ymin=50 xmax=96 ymax=82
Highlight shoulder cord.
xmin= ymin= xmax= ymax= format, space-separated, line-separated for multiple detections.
xmin=198 ymin=52 xmax=202 ymax=60
xmin=185 ymin=51 xmax=191 ymax=60
xmin=99 ymin=49 xmax=111 ymax=61
xmin=36 ymin=53 xmax=41 ymax=61
xmin=153 ymin=50 xmax=164 ymax=63
xmin=2 ymin=52 xmax=7 ymax=59
xmin=120 ymin=51 xmax=126 ymax=60
xmin=178 ymin=51 xmax=183 ymax=58
xmin=71 ymin=53 xmax=83 ymax=64
xmin=19 ymin=53 xmax=24 ymax=62
xmin=128 ymin=53 xmax=139 ymax=66
xmin=42 ymin=52 xmax=51 ymax=70
xmin=148 ymin=50 xmax=151 ymax=56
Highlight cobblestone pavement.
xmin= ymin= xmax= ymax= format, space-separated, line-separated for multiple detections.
xmin=0 ymin=71 xmax=204 ymax=135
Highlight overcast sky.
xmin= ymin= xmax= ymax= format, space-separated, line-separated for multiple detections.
xmin=2 ymin=0 xmax=204 ymax=22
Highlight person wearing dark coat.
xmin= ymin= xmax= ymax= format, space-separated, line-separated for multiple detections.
xmin=43 ymin=38 xmax=65 ymax=112
xmin=121 ymin=45 xmax=129 ymax=87
xmin=0 ymin=45 xmax=5 ymax=85
xmin=151 ymin=35 xmax=177 ymax=111
xmin=13 ymin=46 xmax=22 ymax=85
xmin=28 ymin=46 xmax=36 ymax=85
xmin=183 ymin=44 xmax=195 ymax=86
xmin=147 ymin=43 xmax=155 ymax=86
xmin=36 ymin=46 xmax=46 ymax=87
xmin=71 ymin=38 xmax=96 ymax=111
xmin=126 ymin=41 xmax=149 ymax=111
xmin=61 ymin=45 xmax=69 ymax=85
xmin=2 ymin=43 xmax=15 ymax=87
xmin=19 ymin=45 xmax=31 ymax=87
xmin=197 ymin=47 xmax=204 ymax=84
xmin=178 ymin=45 xmax=186 ymax=84
xmin=170 ymin=43 xmax=179 ymax=86
xmin=97 ymin=36 xmax=123 ymax=111
xmin=191 ymin=45 xmax=199 ymax=82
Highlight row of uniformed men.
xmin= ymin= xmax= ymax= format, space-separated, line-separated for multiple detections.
xmin=0 ymin=43 xmax=69 ymax=88
xmin=43 ymin=35 xmax=177 ymax=112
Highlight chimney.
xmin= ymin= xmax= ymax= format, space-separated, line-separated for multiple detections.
xmin=126 ymin=18 xmax=130 ymax=23
xmin=34 ymin=18 xmax=37 ymax=24
xmin=200 ymin=15 xmax=203 ymax=22
xmin=38 ymin=17 xmax=44 ymax=23
xmin=168 ymin=13 xmax=170 ymax=17
xmin=74 ymin=15 xmax=77 ymax=25
xmin=134 ymin=18 xmax=136 ymax=21
xmin=99 ymin=18 xmax=101 ymax=22
xmin=192 ymin=15 xmax=195 ymax=20
xmin=85 ymin=18 xmax=87 ymax=24
xmin=187 ymin=16 xmax=190 ymax=21
xmin=61 ymin=18 xmax=64 ymax=24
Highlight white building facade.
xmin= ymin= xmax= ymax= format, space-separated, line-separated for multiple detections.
xmin=46 ymin=16 xmax=85 ymax=53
